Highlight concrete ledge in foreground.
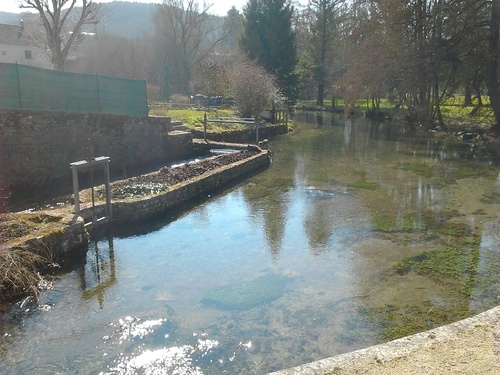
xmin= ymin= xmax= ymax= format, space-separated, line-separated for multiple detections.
xmin=268 ymin=305 xmax=500 ymax=375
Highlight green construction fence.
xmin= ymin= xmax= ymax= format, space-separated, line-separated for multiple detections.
xmin=0 ymin=63 xmax=148 ymax=116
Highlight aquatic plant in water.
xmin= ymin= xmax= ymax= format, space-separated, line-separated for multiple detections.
xmin=340 ymin=300 xmax=473 ymax=344
xmin=345 ymin=181 xmax=379 ymax=190
xmin=371 ymin=214 xmax=427 ymax=233
xmin=398 ymin=160 xmax=497 ymax=185
xmin=353 ymin=215 xmax=484 ymax=343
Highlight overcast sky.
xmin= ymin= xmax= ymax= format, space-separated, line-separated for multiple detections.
xmin=0 ymin=0 xmax=291 ymax=17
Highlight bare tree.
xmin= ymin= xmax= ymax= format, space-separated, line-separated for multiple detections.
xmin=192 ymin=61 xmax=228 ymax=97
xmin=21 ymin=0 xmax=101 ymax=71
xmin=486 ymin=0 xmax=500 ymax=134
xmin=228 ymin=59 xmax=282 ymax=118
xmin=154 ymin=0 xmax=227 ymax=96
xmin=337 ymin=0 xmax=496 ymax=127
xmin=307 ymin=0 xmax=345 ymax=106
xmin=73 ymin=33 xmax=153 ymax=80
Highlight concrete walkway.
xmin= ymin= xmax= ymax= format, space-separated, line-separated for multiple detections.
xmin=268 ymin=305 xmax=500 ymax=375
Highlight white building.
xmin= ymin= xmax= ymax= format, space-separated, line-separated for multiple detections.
xmin=0 ymin=22 xmax=50 ymax=68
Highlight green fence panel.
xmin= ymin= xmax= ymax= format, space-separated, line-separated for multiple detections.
xmin=98 ymin=75 xmax=148 ymax=116
xmin=17 ymin=64 xmax=100 ymax=112
xmin=0 ymin=63 xmax=148 ymax=116
xmin=0 ymin=63 xmax=21 ymax=108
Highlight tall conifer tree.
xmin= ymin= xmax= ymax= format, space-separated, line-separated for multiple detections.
xmin=240 ymin=0 xmax=299 ymax=102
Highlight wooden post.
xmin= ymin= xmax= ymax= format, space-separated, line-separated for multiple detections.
xmin=70 ymin=163 xmax=81 ymax=214
xmin=203 ymin=112 xmax=207 ymax=142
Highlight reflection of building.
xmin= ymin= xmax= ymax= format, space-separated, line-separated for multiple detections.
xmin=0 ymin=22 xmax=50 ymax=68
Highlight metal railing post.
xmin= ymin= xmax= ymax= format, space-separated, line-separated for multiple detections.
xmin=70 ymin=157 xmax=112 ymax=228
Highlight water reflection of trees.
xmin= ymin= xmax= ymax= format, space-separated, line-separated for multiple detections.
xmin=262 ymin=195 xmax=288 ymax=258
xmin=241 ymin=182 xmax=290 ymax=259
xmin=302 ymin=193 xmax=337 ymax=255
xmin=78 ymin=235 xmax=116 ymax=308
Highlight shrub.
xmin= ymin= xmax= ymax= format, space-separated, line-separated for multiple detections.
xmin=170 ymin=94 xmax=190 ymax=105
xmin=192 ymin=61 xmax=229 ymax=97
xmin=228 ymin=59 xmax=283 ymax=118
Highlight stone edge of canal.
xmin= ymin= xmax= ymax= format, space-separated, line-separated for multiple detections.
xmin=268 ymin=305 xmax=500 ymax=375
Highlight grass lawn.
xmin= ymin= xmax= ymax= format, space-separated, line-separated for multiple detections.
xmin=150 ymin=96 xmax=494 ymax=130
xmin=149 ymin=105 xmax=245 ymax=131
xmin=149 ymin=104 xmax=290 ymax=131
xmin=299 ymin=96 xmax=495 ymax=123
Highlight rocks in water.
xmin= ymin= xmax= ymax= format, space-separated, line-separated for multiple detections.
xmin=201 ymin=274 xmax=289 ymax=310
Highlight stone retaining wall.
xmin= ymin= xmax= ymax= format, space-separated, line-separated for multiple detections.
xmin=80 ymin=150 xmax=271 ymax=223
xmin=7 ymin=214 xmax=89 ymax=260
xmin=3 ymin=150 xmax=270 ymax=262
xmin=0 ymin=109 xmax=192 ymax=195
xmin=191 ymin=123 xmax=288 ymax=143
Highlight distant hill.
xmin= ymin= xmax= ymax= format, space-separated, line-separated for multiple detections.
xmin=0 ymin=2 xmax=158 ymax=40
xmin=0 ymin=2 xmax=226 ymax=43
xmin=98 ymin=1 xmax=157 ymax=39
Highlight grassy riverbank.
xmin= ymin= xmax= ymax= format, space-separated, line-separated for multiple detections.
xmin=298 ymin=97 xmax=495 ymax=125
xmin=150 ymin=106 xmax=251 ymax=132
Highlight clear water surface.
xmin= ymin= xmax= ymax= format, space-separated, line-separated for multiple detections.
xmin=1 ymin=112 xmax=499 ymax=374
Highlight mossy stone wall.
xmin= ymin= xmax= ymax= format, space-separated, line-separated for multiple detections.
xmin=0 ymin=109 xmax=192 ymax=194
xmin=80 ymin=151 xmax=271 ymax=223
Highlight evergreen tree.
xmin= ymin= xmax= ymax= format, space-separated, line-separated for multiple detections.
xmin=240 ymin=0 xmax=299 ymax=103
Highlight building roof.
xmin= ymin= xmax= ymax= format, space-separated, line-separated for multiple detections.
xmin=0 ymin=23 xmax=31 ymax=46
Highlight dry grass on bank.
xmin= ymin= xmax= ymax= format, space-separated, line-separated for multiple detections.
xmin=0 ymin=244 xmax=55 ymax=301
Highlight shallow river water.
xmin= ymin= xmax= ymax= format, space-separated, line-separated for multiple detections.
xmin=1 ymin=112 xmax=500 ymax=374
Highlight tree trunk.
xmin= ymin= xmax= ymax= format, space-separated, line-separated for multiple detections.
xmin=464 ymin=83 xmax=472 ymax=106
xmin=316 ymin=80 xmax=325 ymax=106
xmin=486 ymin=0 xmax=500 ymax=132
